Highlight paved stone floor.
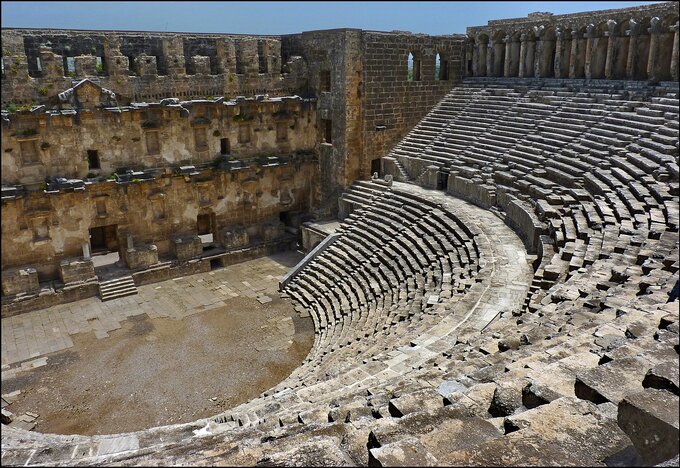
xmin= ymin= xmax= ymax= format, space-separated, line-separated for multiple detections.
xmin=1 ymin=251 xmax=302 ymax=371
xmin=0 ymin=251 xmax=315 ymax=435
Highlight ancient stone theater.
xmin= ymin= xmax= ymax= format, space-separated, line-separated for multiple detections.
xmin=1 ymin=1 xmax=679 ymax=465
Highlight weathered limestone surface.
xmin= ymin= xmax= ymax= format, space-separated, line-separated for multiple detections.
xmin=58 ymin=258 xmax=96 ymax=284
xmin=1 ymin=2 xmax=679 ymax=467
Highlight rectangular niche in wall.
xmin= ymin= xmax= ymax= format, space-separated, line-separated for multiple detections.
xmin=238 ymin=125 xmax=251 ymax=144
xmin=194 ymin=126 xmax=208 ymax=151
xmin=145 ymin=130 xmax=160 ymax=155
xmin=19 ymin=139 xmax=39 ymax=165
xmin=87 ymin=150 xmax=100 ymax=169
xmin=276 ymin=122 xmax=288 ymax=142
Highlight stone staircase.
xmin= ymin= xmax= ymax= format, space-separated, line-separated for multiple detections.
xmin=98 ymin=275 xmax=138 ymax=301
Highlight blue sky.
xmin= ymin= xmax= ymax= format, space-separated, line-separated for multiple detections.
xmin=1 ymin=1 xmax=665 ymax=35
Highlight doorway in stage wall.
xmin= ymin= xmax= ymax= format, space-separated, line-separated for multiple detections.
xmin=89 ymin=224 xmax=119 ymax=253
xmin=371 ymin=158 xmax=381 ymax=177
xmin=89 ymin=224 xmax=121 ymax=273
xmin=197 ymin=213 xmax=216 ymax=250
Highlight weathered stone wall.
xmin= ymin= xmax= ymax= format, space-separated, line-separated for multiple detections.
xmin=1 ymin=94 xmax=317 ymax=186
xmin=1 ymin=159 xmax=316 ymax=281
xmin=360 ymin=32 xmax=465 ymax=177
xmin=1 ymin=29 xmax=308 ymax=106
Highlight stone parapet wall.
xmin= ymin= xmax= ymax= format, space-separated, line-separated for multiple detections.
xmin=1 ymin=29 xmax=305 ymax=106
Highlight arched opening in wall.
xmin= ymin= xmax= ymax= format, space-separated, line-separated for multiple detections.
xmin=492 ymin=30 xmax=506 ymax=77
xmin=590 ymin=23 xmax=609 ymax=79
xmin=573 ymin=26 xmax=587 ymax=78
xmin=508 ymin=32 xmax=521 ymax=77
xmin=614 ymin=20 xmax=631 ymax=79
xmin=556 ymin=28 xmax=572 ymax=78
xmin=407 ymin=52 xmax=420 ymax=81
xmin=65 ymin=56 xmax=76 ymax=77
xmin=655 ymin=15 xmax=678 ymax=81
xmin=635 ymin=18 xmax=652 ymax=80
xmin=435 ymin=53 xmax=449 ymax=80
xmin=538 ymin=27 xmax=556 ymax=78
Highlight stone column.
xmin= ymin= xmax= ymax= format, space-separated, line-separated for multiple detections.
xmin=569 ymin=30 xmax=579 ymax=78
xmin=626 ymin=20 xmax=640 ymax=79
xmin=504 ymin=35 xmax=513 ymax=77
xmin=671 ymin=22 xmax=679 ymax=81
xmin=647 ymin=17 xmax=662 ymax=81
xmin=584 ymin=25 xmax=595 ymax=79
xmin=486 ymin=41 xmax=494 ymax=77
xmin=519 ymin=34 xmax=528 ymax=77
xmin=554 ymin=28 xmax=564 ymax=78
xmin=604 ymin=20 xmax=618 ymax=80
xmin=82 ymin=242 xmax=91 ymax=260
xmin=472 ymin=40 xmax=480 ymax=76
xmin=534 ymin=29 xmax=545 ymax=78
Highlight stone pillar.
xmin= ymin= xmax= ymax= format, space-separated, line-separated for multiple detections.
xmin=472 ymin=40 xmax=479 ymax=76
xmin=604 ymin=20 xmax=618 ymax=80
xmin=504 ymin=35 xmax=513 ymax=77
xmin=82 ymin=242 xmax=91 ymax=260
xmin=519 ymin=34 xmax=528 ymax=77
xmin=626 ymin=20 xmax=640 ymax=79
xmin=584 ymin=25 xmax=595 ymax=79
xmin=569 ymin=30 xmax=579 ymax=78
xmin=486 ymin=41 xmax=494 ymax=77
xmin=647 ymin=17 xmax=662 ymax=81
xmin=127 ymin=233 xmax=134 ymax=250
xmin=478 ymin=39 xmax=488 ymax=76
xmin=554 ymin=28 xmax=564 ymax=79
xmin=533 ymin=26 xmax=546 ymax=78
xmin=671 ymin=22 xmax=679 ymax=81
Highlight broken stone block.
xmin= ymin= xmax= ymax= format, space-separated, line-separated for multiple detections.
xmin=575 ymin=357 xmax=649 ymax=404
xmin=642 ymin=360 xmax=680 ymax=395
xmin=368 ymin=437 xmax=438 ymax=467
xmin=617 ymin=388 xmax=680 ymax=465
xmin=388 ymin=388 xmax=443 ymax=418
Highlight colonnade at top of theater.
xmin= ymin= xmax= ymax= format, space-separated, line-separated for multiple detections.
xmin=467 ymin=12 xmax=679 ymax=81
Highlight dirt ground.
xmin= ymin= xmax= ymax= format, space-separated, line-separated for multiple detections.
xmin=2 ymin=294 xmax=314 ymax=436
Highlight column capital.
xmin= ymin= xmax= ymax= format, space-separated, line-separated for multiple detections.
xmin=584 ymin=23 xmax=597 ymax=39
xmin=504 ymin=35 xmax=514 ymax=44
xmin=648 ymin=16 xmax=662 ymax=35
xmin=669 ymin=21 xmax=679 ymax=33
